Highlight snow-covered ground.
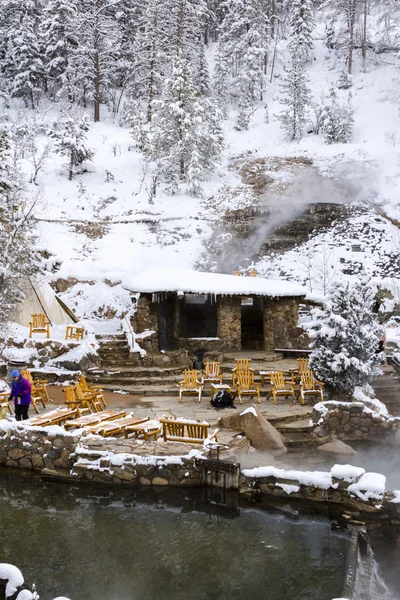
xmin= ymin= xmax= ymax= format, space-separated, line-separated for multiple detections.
xmin=2 ymin=18 xmax=400 ymax=319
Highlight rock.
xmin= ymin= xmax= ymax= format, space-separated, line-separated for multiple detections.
xmin=153 ymin=354 xmax=171 ymax=366
xmin=219 ymin=405 xmax=286 ymax=455
xmin=55 ymin=277 xmax=78 ymax=293
xmin=318 ymin=440 xmax=357 ymax=455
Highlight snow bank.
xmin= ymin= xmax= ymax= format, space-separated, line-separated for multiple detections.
xmin=330 ymin=464 xmax=365 ymax=483
xmin=0 ymin=563 xmax=24 ymax=597
xmin=347 ymin=473 xmax=386 ymax=502
xmin=240 ymin=407 xmax=257 ymax=417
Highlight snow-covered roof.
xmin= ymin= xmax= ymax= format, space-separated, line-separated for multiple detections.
xmin=123 ymin=267 xmax=308 ymax=298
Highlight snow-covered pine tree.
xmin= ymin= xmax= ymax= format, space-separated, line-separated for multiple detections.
xmin=213 ymin=42 xmax=230 ymax=118
xmin=288 ymin=0 xmax=315 ymax=59
xmin=0 ymin=128 xmax=40 ymax=329
xmin=278 ymin=48 xmax=311 ymax=141
xmin=2 ymin=2 xmax=44 ymax=108
xmin=73 ymin=0 xmax=122 ymax=121
xmin=321 ymin=85 xmax=354 ymax=143
xmin=42 ymin=0 xmax=78 ymax=100
xmin=134 ymin=0 xmax=170 ymax=123
xmin=193 ymin=39 xmax=211 ymax=96
xmin=148 ymin=53 xmax=223 ymax=195
xmin=218 ymin=0 xmax=268 ymax=129
xmin=47 ymin=112 xmax=95 ymax=180
xmin=308 ymin=279 xmax=382 ymax=395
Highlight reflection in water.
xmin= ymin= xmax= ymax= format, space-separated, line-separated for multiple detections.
xmin=0 ymin=472 xmax=349 ymax=600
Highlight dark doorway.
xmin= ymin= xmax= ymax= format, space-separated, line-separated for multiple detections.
xmin=241 ymin=297 xmax=264 ymax=350
xmin=179 ymin=294 xmax=218 ymax=338
xmin=155 ymin=293 xmax=176 ymax=351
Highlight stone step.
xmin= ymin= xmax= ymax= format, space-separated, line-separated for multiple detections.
xmin=372 ymin=379 xmax=400 ymax=389
xmin=87 ymin=366 xmax=185 ymax=377
xmin=275 ymin=419 xmax=311 ymax=434
xmin=98 ymin=347 xmax=130 ymax=354
xmin=95 ymin=333 xmax=126 ymax=340
xmin=97 ymin=384 xmax=180 ymax=396
xmin=99 ymin=360 xmax=137 ymax=367
xmin=281 ymin=432 xmax=321 ymax=447
xmin=267 ymin=412 xmax=312 ymax=426
xmin=222 ymin=352 xmax=283 ymax=362
xmin=88 ymin=375 xmax=180 ymax=385
xmin=99 ymin=350 xmax=131 ymax=356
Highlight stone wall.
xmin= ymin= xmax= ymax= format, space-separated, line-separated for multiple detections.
xmin=217 ymin=296 xmax=242 ymax=350
xmin=310 ymin=401 xmax=400 ymax=443
xmin=264 ymin=298 xmax=301 ymax=351
xmin=0 ymin=424 xmax=79 ymax=471
xmin=131 ymin=294 xmax=159 ymax=353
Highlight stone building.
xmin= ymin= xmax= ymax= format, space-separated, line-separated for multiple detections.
xmin=125 ymin=267 xmax=310 ymax=356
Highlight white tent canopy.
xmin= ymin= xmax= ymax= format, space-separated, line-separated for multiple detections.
xmin=10 ymin=276 xmax=76 ymax=327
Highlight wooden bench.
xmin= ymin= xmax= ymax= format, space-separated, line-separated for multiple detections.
xmin=160 ymin=418 xmax=218 ymax=444
xmin=29 ymin=314 xmax=51 ymax=338
xmin=86 ymin=415 xmax=149 ymax=438
xmin=125 ymin=419 xmax=162 ymax=441
xmin=25 ymin=407 xmax=78 ymax=427
xmin=64 ymin=409 xmax=127 ymax=430
xmin=274 ymin=348 xmax=311 ymax=358
xmin=65 ymin=325 xmax=85 ymax=341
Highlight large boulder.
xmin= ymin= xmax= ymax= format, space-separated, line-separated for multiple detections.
xmin=318 ymin=440 xmax=356 ymax=455
xmin=219 ymin=405 xmax=287 ymax=455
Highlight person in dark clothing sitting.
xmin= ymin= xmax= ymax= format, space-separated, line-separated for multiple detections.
xmin=8 ymin=370 xmax=32 ymax=421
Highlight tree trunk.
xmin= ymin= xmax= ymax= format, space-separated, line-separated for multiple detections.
xmin=362 ymin=0 xmax=367 ymax=71
xmin=347 ymin=0 xmax=356 ymax=75
xmin=94 ymin=51 xmax=101 ymax=122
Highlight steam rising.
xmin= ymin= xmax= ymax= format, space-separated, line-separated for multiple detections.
xmin=215 ymin=161 xmax=381 ymax=274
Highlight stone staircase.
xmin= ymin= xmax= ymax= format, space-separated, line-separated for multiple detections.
xmin=270 ymin=414 xmax=325 ymax=447
xmin=372 ymin=365 xmax=400 ymax=416
xmin=88 ymin=343 xmax=285 ymax=397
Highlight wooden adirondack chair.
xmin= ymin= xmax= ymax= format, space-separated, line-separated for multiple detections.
xmin=231 ymin=358 xmax=254 ymax=386
xmin=201 ymin=362 xmax=223 ymax=385
xmin=29 ymin=314 xmax=51 ymax=338
xmin=299 ymin=371 xmax=324 ymax=405
xmin=297 ymin=358 xmax=309 ymax=374
xmin=160 ymin=417 xmax=218 ymax=444
xmin=236 ymin=370 xmax=261 ymax=404
xmin=63 ymin=386 xmax=92 ymax=414
xmin=65 ymin=325 xmax=85 ymax=341
xmin=0 ymin=393 xmax=12 ymax=417
xmin=268 ymin=371 xmax=296 ymax=405
xmin=21 ymin=370 xmax=49 ymax=408
xmin=178 ymin=370 xmax=203 ymax=403
xmin=79 ymin=375 xmax=105 ymax=404
xmin=74 ymin=382 xmax=104 ymax=412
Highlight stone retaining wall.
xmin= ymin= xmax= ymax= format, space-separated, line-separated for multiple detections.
xmin=310 ymin=401 xmax=400 ymax=443
xmin=2 ymin=421 xmax=400 ymax=540
xmin=240 ymin=468 xmax=400 ymax=539
xmin=0 ymin=424 xmax=79 ymax=471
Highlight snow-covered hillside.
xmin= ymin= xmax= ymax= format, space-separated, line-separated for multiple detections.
xmin=1 ymin=0 xmax=400 ymax=319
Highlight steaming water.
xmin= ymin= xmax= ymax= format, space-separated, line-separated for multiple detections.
xmin=277 ymin=442 xmax=400 ymax=491
xmin=0 ymin=471 xmax=349 ymax=600
xmin=354 ymin=545 xmax=398 ymax=600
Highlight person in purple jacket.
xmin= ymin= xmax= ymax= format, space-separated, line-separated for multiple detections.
xmin=8 ymin=370 xmax=31 ymax=421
